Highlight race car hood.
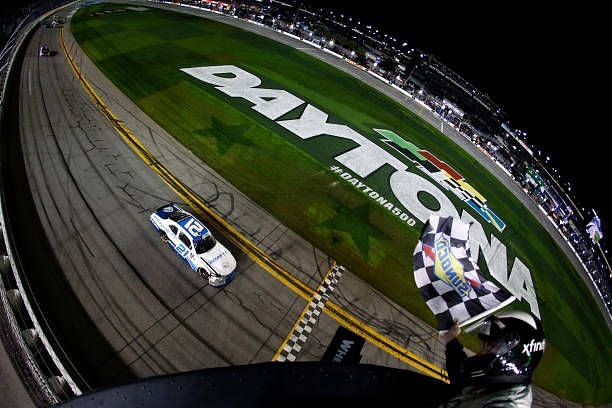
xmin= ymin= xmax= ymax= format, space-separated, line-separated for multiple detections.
xmin=200 ymin=243 xmax=236 ymax=276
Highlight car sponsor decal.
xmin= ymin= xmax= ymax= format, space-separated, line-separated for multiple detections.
xmin=208 ymin=250 xmax=228 ymax=266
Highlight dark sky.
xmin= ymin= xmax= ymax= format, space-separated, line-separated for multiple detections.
xmin=304 ymin=1 xmax=609 ymax=253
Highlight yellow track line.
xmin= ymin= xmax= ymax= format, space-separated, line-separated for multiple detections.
xmin=272 ymin=262 xmax=337 ymax=361
xmin=60 ymin=28 xmax=448 ymax=383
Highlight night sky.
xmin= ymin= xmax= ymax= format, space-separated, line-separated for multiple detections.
xmin=304 ymin=1 xmax=608 ymax=254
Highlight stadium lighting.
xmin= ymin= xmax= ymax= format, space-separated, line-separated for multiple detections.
xmin=309 ymin=32 xmax=313 ymax=36
xmin=351 ymin=50 xmax=355 ymax=56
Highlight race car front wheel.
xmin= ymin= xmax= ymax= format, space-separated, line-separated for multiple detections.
xmin=197 ymin=268 xmax=208 ymax=279
xmin=160 ymin=232 xmax=169 ymax=244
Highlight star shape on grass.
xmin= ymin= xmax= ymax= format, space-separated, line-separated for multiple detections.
xmin=193 ymin=117 xmax=254 ymax=155
xmin=321 ymin=203 xmax=388 ymax=260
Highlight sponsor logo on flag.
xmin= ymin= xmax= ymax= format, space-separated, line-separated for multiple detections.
xmin=425 ymin=238 xmax=472 ymax=298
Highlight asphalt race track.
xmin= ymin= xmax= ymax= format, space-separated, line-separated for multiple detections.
xmin=6 ymin=4 xmax=449 ymax=393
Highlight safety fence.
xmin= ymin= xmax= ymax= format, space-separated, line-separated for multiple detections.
xmin=0 ymin=1 xmax=82 ymax=405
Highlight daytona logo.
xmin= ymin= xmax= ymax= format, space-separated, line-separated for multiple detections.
xmin=181 ymin=65 xmax=541 ymax=318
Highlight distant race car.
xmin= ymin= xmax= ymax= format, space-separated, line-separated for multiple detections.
xmin=150 ymin=203 xmax=237 ymax=287
xmin=39 ymin=45 xmax=50 ymax=56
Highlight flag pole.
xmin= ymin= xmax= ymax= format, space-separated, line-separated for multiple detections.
xmin=458 ymin=296 xmax=516 ymax=329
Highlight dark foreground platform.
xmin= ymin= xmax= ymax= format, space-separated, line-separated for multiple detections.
xmin=55 ymin=362 xmax=453 ymax=407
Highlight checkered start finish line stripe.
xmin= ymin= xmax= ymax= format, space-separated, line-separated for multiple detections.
xmin=413 ymin=216 xmax=514 ymax=331
xmin=276 ymin=265 xmax=344 ymax=362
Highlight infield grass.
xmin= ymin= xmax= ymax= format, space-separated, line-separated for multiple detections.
xmin=71 ymin=4 xmax=611 ymax=404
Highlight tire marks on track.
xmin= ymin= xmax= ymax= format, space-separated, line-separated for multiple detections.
xmin=24 ymin=27 xmax=244 ymax=378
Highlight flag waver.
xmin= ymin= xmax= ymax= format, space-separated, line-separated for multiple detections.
xmin=413 ymin=216 xmax=515 ymax=331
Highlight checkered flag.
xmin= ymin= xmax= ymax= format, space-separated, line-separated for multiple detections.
xmin=413 ymin=215 xmax=515 ymax=331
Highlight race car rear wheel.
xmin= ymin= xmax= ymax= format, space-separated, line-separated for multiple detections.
xmin=197 ymin=268 xmax=208 ymax=279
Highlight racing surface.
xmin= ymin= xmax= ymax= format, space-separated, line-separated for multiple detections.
xmin=9 ymin=4 xmax=445 ymax=392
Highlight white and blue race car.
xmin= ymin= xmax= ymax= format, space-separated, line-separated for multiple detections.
xmin=150 ymin=203 xmax=236 ymax=287
xmin=39 ymin=45 xmax=50 ymax=56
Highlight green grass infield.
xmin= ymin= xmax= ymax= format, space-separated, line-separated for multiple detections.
xmin=70 ymin=3 xmax=611 ymax=404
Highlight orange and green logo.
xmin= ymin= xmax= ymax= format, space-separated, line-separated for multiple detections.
xmin=374 ymin=128 xmax=506 ymax=233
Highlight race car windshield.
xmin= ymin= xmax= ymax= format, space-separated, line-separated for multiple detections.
xmin=195 ymin=235 xmax=216 ymax=254
xmin=168 ymin=212 xmax=189 ymax=222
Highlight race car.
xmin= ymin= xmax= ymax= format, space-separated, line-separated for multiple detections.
xmin=150 ymin=203 xmax=236 ymax=287
xmin=39 ymin=45 xmax=50 ymax=56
